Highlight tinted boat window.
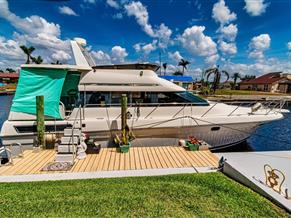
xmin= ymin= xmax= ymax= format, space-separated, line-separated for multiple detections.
xmin=176 ymin=92 xmax=209 ymax=105
xmin=81 ymin=91 xmax=208 ymax=106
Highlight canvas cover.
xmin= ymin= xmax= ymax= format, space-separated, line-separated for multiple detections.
xmin=11 ymin=68 xmax=67 ymax=119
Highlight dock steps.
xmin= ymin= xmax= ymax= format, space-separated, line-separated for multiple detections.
xmin=55 ymin=127 xmax=80 ymax=163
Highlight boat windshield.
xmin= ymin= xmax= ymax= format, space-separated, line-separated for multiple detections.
xmin=81 ymin=91 xmax=209 ymax=107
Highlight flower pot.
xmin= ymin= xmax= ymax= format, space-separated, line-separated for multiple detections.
xmin=119 ymin=143 xmax=131 ymax=153
xmin=186 ymin=141 xmax=199 ymax=151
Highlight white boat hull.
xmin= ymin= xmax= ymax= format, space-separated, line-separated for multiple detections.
xmin=0 ymin=121 xmax=260 ymax=152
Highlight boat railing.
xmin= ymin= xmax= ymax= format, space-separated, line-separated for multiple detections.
xmin=225 ymin=99 xmax=286 ymax=116
xmin=82 ymin=99 xmax=286 ymax=119
xmin=84 ymin=102 xmax=208 ymax=107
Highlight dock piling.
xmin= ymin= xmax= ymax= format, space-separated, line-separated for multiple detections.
xmin=36 ymin=95 xmax=46 ymax=149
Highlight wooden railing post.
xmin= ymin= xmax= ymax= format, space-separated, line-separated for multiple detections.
xmin=36 ymin=95 xmax=46 ymax=149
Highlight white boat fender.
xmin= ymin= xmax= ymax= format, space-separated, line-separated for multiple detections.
xmin=76 ymin=144 xmax=87 ymax=160
xmin=80 ymin=141 xmax=87 ymax=151
xmin=178 ymin=139 xmax=186 ymax=147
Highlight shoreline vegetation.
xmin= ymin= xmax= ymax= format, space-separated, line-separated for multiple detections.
xmin=0 ymin=173 xmax=288 ymax=217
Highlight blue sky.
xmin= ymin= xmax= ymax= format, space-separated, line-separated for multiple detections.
xmin=0 ymin=0 xmax=290 ymax=78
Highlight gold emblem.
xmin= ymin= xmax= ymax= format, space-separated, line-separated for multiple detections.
xmin=264 ymin=164 xmax=285 ymax=194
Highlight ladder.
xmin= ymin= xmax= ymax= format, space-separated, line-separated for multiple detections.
xmin=55 ymin=106 xmax=86 ymax=164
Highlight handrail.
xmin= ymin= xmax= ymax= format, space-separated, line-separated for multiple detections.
xmin=84 ymin=102 xmax=209 ymax=107
xmin=10 ymin=143 xmax=23 ymax=158
xmin=201 ymin=103 xmax=218 ymax=117
xmin=0 ymin=147 xmax=13 ymax=166
xmin=80 ymin=98 xmax=287 ymax=119
xmin=69 ymin=105 xmax=82 ymax=160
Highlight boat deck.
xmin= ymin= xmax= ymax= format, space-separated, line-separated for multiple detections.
xmin=0 ymin=146 xmax=218 ymax=176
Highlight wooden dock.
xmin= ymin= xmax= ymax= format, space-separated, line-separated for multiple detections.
xmin=0 ymin=146 xmax=218 ymax=176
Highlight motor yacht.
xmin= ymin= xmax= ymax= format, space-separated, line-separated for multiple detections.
xmin=0 ymin=39 xmax=287 ymax=152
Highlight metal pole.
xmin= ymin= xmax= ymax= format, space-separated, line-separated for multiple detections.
xmin=36 ymin=95 xmax=46 ymax=149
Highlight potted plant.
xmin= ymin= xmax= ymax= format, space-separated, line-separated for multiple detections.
xmin=186 ymin=136 xmax=201 ymax=151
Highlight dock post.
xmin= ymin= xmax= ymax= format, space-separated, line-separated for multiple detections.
xmin=121 ymin=94 xmax=128 ymax=145
xmin=36 ymin=95 xmax=46 ymax=149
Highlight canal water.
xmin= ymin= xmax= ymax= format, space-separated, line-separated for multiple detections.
xmin=0 ymin=95 xmax=291 ymax=151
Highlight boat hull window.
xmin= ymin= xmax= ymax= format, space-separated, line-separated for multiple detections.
xmin=211 ymin=127 xmax=220 ymax=131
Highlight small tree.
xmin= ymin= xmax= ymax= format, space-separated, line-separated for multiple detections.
xmin=232 ymin=72 xmax=241 ymax=90
xmin=162 ymin=63 xmax=167 ymax=75
xmin=5 ymin=68 xmax=15 ymax=73
xmin=20 ymin=45 xmax=35 ymax=64
xmin=204 ymin=66 xmax=229 ymax=94
xmin=178 ymin=59 xmax=190 ymax=74
xmin=31 ymin=56 xmax=43 ymax=64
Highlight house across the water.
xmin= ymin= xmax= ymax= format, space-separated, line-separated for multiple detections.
xmin=160 ymin=75 xmax=194 ymax=90
xmin=0 ymin=73 xmax=19 ymax=84
xmin=239 ymin=72 xmax=291 ymax=93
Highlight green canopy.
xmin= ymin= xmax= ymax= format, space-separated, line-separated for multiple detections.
xmin=11 ymin=68 xmax=67 ymax=119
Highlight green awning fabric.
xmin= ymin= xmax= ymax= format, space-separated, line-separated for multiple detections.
xmin=11 ymin=68 xmax=67 ymax=119
xmin=61 ymin=73 xmax=80 ymax=97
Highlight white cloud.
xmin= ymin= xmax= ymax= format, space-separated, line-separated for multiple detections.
xmin=0 ymin=36 xmax=24 ymax=61
xmin=205 ymin=54 xmax=219 ymax=66
xmin=141 ymin=40 xmax=157 ymax=54
xmin=219 ymin=23 xmax=238 ymax=42
xmin=133 ymin=43 xmax=141 ymax=52
xmin=249 ymin=34 xmax=270 ymax=59
xmin=222 ymin=58 xmax=291 ymax=76
xmin=212 ymin=0 xmax=237 ymax=26
xmin=0 ymin=0 xmax=71 ymax=66
xmin=168 ymin=51 xmax=183 ymax=62
xmin=219 ymin=41 xmax=237 ymax=55
xmin=106 ymin=0 xmax=120 ymax=9
xmin=124 ymin=1 xmax=172 ymax=49
xmin=133 ymin=40 xmax=157 ymax=55
xmin=288 ymin=42 xmax=291 ymax=56
xmin=58 ymin=6 xmax=78 ymax=16
xmin=166 ymin=64 xmax=178 ymax=73
xmin=124 ymin=1 xmax=155 ymax=37
xmin=155 ymin=23 xmax=172 ymax=48
xmin=51 ymin=50 xmax=71 ymax=62
xmin=244 ymin=0 xmax=269 ymax=16
xmin=113 ymin=13 xmax=123 ymax=19
xmin=111 ymin=46 xmax=128 ymax=63
xmin=179 ymin=25 xmax=218 ymax=62
xmin=91 ymin=50 xmax=111 ymax=65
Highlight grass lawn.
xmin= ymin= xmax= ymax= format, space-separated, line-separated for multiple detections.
xmin=0 ymin=173 xmax=289 ymax=217
xmin=213 ymin=89 xmax=288 ymax=96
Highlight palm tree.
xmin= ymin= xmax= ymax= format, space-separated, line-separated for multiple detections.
xmin=232 ymin=72 xmax=241 ymax=90
xmin=178 ymin=59 xmax=190 ymax=74
xmin=204 ymin=66 xmax=229 ymax=94
xmin=31 ymin=56 xmax=43 ymax=64
xmin=162 ymin=63 xmax=167 ymax=75
xmin=20 ymin=45 xmax=35 ymax=64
